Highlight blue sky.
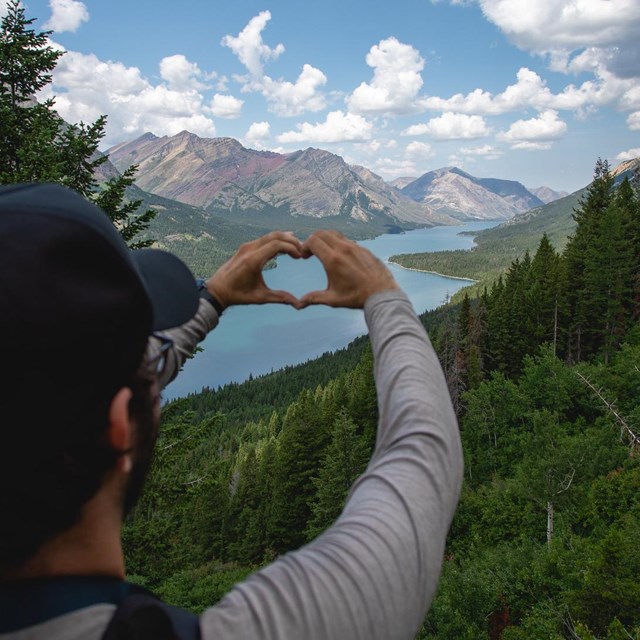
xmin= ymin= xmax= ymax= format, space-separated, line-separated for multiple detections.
xmin=9 ymin=0 xmax=640 ymax=192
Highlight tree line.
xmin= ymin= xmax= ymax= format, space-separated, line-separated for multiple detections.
xmin=433 ymin=159 xmax=640 ymax=411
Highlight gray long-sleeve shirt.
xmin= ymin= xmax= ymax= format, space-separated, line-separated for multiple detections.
xmin=1 ymin=290 xmax=462 ymax=640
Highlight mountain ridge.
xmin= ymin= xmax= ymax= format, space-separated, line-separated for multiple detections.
xmin=107 ymin=132 xmax=445 ymax=228
xmin=399 ymin=166 xmax=545 ymax=221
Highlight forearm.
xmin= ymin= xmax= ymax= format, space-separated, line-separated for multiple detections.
xmin=200 ymin=290 xmax=462 ymax=639
xmin=147 ymin=298 xmax=219 ymax=389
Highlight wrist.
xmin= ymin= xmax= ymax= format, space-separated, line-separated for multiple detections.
xmin=197 ymin=278 xmax=227 ymax=315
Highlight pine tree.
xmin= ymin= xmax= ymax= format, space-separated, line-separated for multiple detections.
xmin=93 ymin=166 xmax=156 ymax=249
xmin=502 ymin=256 xmax=533 ymax=377
xmin=0 ymin=0 xmax=63 ymax=183
xmin=486 ymin=276 xmax=509 ymax=373
xmin=267 ymin=391 xmax=330 ymax=553
xmin=616 ymin=175 xmax=640 ymax=319
xmin=563 ymin=159 xmax=615 ymax=362
xmin=528 ymin=234 xmax=561 ymax=352
xmin=0 ymin=0 xmax=154 ymax=247
xmin=306 ymin=411 xmax=369 ymax=539
xmin=582 ymin=202 xmax=634 ymax=363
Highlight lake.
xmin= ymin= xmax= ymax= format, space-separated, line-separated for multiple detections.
xmin=163 ymin=221 xmax=497 ymax=400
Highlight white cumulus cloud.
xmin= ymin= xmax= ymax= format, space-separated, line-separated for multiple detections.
xmin=347 ymin=37 xmax=425 ymax=115
xmin=159 ymin=54 xmax=207 ymax=92
xmin=41 ymin=50 xmax=217 ymax=146
xmin=221 ymin=11 xmax=284 ymax=78
xmin=243 ymin=121 xmax=271 ymax=149
xmin=222 ymin=13 xmax=327 ymax=116
xmin=423 ymin=68 xmax=557 ymax=115
xmin=210 ymin=93 xmax=243 ymax=118
xmin=277 ymin=110 xmax=373 ymax=144
xmin=628 ymin=111 xmax=640 ymax=130
xmin=616 ymin=147 xmax=640 ymax=161
xmin=423 ymin=66 xmax=640 ymax=118
xmin=477 ymin=0 xmax=640 ymax=59
xmin=44 ymin=0 xmax=89 ymax=33
xmin=405 ymin=141 xmax=434 ymax=159
xmin=402 ymin=112 xmax=490 ymax=140
xmin=261 ymin=64 xmax=327 ymax=116
xmin=499 ymin=109 xmax=567 ymax=149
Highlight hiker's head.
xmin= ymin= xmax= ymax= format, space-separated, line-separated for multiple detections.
xmin=0 ymin=183 xmax=199 ymax=575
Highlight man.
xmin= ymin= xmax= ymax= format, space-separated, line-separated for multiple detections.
xmin=0 ymin=183 xmax=462 ymax=639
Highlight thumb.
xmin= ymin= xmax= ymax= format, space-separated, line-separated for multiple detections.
xmin=264 ymin=288 xmax=301 ymax=307
xmin=299 ymin=289 xmax=335 ymax=308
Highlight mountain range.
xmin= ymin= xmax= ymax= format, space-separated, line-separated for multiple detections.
xmin=106 ymin=132 xmax=564 ymax=228
xmin=107 ymin=132 xmax=449 ymax=229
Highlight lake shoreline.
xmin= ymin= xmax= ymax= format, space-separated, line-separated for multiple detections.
xmin=387 ymin=259 xmax=478 ymax=283
xmin=164 ymin=221 xmax=498 ymax=401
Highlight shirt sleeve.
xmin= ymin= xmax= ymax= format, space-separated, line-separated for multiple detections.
xmin=146 ymin=298 xmax=220 ymax=390
xmin=199 ymin=290 xmax=463 ymax=640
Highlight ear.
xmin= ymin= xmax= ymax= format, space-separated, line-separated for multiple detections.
xmin=107 ymin=387 xmax=133 ymax=474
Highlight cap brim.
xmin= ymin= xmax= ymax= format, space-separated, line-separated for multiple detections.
xmin=132 ymin=249 xmax=199 ymax=331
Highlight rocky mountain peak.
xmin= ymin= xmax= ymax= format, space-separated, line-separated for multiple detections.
xmin=612 ymin=157 xmax=639 ymax=178
xmin=401 ymin=166 xmax=543 ymax=221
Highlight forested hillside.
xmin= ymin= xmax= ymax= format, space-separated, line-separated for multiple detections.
xmin=389 ymin=159 xmax=639 ymax=299
xmin=125 ymin=160 xmax=640 ymax=639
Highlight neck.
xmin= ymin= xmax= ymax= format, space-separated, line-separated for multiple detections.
xmin=4 ymin=476 xmax=126 ymax=581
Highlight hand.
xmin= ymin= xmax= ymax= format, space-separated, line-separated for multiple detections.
xmin=205 ymin=231 xmax=303 ymax=310
xmin=300 ymin=230 xmax=400 ymax=309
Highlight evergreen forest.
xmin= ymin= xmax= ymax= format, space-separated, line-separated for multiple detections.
xmin=125 ymin=161 xmax=640 ymax=639
xmin=2 ymin=2 xmax=640 ymax=637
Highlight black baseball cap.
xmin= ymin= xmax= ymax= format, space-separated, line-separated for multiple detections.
xmin=0 ymin=183 xmax=199 ymax=442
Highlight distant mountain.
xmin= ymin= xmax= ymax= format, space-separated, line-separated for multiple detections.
xmin=389 ymin=176 xmax=418 ymax=190
xmin=107 ymin=132 xmax=443 ymax=230
xmin=612 ymin=158 xmax=640 ymax=179
xmin=400 ymin=167 xmax=544 ymax=221
xmin=529 ymin=186 xmax=569 ymax=204
xmin=389 ymin=158 xmax=640 ymax=293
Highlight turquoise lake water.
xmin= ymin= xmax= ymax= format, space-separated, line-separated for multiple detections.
xmin=163 ymin=221 xmax=497 ymax=401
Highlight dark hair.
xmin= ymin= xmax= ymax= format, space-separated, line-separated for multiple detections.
xmin=0 ymin=363 xmax=158 ymax=576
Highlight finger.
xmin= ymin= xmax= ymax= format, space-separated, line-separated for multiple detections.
xmin=253 ymin=238 xmax=303 ymax=266
xmin=253 ymin=230 xmax=302 ymax=251
xmin=300 ymin=233 xmax=337 ymax=264
xmin=261 ymin=288 xmax=302 ymax=308
xmin=299 ymin=288 xmax=336 ymax=308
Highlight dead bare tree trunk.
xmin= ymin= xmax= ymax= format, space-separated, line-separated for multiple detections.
xmin=575 ymin=371 xmax=640 ymax=455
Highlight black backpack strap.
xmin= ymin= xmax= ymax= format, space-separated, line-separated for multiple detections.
xmin=102 ymin=592 xmax=201 ymax=640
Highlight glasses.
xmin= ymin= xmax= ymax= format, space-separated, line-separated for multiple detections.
xmin=147 ymin=333 xmax=174 ymax=377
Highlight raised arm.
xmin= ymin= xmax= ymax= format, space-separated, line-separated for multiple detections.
xmin=200 ymin=231 xmax=463 ymax=640
xmin=148 ymin=231 xmax=303 ymax=389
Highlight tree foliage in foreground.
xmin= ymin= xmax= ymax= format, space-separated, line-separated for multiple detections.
xmin=0 ymin=0 xmax=154 ymax=247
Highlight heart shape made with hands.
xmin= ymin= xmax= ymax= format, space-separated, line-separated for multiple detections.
xmin=206 ymin=230 xmax=399 ymax=312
